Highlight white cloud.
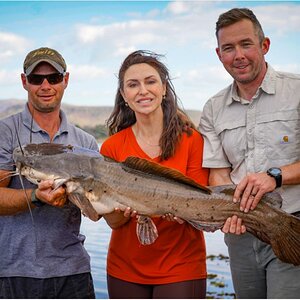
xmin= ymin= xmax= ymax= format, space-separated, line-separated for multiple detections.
xmin=272 ymin=63 xmax=300 ymax=74
xmin=0 ymin=31 xmax=30 ymax=61
xmin=113 ymin=46 xmax=136 ymax=58
xmin=76 ymin=19 xmax=164 ymax=46
xmin=146 ymin=9 xmax=161 ymax=18
xmin=0 ymin=69 xmax=21 ymax=86
xmin=255 ymin=5 xmax=300 ymax=35
xmin=74 ymin=1 xmax=300 ymax=58
xmin=1 ymin=1 xmax=300 ymax=110
xmin=74 ymin=8 xmax=216 ymax=62
xmin=166 ymin=1 xmax=191 ymax=15
xmin=68 ymin=64 xmax=106 ymax=81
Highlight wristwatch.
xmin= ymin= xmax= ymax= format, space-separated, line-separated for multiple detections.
xmin=31 ymin=189 xmax=45 ymax=207
xmin=267 ymin=167 xmax=282 ymax=188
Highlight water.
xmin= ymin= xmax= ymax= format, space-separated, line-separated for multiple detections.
xmin=81 ymin=217 xmax=235 ymax=299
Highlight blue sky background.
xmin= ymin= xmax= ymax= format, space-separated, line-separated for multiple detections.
xmin=1 ymin=0 xmax=300 ymax=111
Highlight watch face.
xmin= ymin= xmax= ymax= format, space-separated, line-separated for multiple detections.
xmin=269 ymin=167 xmax=281 ymax=176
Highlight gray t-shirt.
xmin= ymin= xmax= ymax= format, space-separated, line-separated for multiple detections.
xmin=0 ymin=104 xmax=99 ymax=278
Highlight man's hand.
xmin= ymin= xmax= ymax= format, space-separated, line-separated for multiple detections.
xmin=35 ymin=180 xmax=67 ymax=207
xmin=114 ymin=207 xmax=137 ymax=218
xmin=233 ymin=172 xmax=276 ymax=212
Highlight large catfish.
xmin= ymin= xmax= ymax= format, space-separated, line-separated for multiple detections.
xmin=13 ymin=143 xmax=300 ymax=266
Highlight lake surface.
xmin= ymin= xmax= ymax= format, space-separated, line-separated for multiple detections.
xmin=81 ymin=218 xmax=235 ymax=299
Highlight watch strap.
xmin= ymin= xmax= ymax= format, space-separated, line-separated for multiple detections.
xmin=31 ymin=189 xmax=45 ymax=207
xmin=275 ymin=175 xmax=282 ymax=188
xmin=267 ymin=168 xmax=282 ymax=188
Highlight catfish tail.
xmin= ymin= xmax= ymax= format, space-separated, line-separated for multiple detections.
xmin=270 ymin=213 xmax=300 ymax=266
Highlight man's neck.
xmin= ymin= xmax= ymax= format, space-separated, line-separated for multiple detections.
xmin=236 ymin=63 xmax=268 ymax=101
xmin=29 ymin=107 xmax=61 ymax=141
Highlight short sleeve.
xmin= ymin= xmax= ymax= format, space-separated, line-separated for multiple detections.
xmin=0 ymin=120 xmax=15 ymax=171
xmin=199 ymin=99 xmax=231 ymax=169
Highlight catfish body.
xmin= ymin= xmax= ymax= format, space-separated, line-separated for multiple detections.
xmin=13 ymin=143 xmax=300 ymax=266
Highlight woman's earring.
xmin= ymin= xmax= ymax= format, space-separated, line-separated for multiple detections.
xmin=124 ymin=102 xmax=128 ymax=107
xmin=162 ymin=95 xmax=166 ymax=100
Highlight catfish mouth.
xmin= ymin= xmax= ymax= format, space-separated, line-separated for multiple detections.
xmin=19 ymin=164 xmax=62 ymax=186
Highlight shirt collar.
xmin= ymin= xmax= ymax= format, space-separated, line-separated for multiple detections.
xmin=226 ymin=63 xmax=276 ymax=106
xmin=22 ymin=103 xmax=69 ymax=134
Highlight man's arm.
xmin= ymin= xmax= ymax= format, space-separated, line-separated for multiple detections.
xmin=209 ymin=167 xmax=232 ymax=186
xmin=0 ymin=170 xmax=35 ymax=215
xmin=282 ymin=161 xmax=300 ymax=185
xmin=0 ymin=170 xmax=67 ymax=216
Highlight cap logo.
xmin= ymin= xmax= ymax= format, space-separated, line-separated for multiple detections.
xmin=32 ymin=49 xmax=56 ymax=58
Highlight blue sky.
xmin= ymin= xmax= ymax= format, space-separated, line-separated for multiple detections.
xmin=1 ymin=0 xmax=300 ymax=111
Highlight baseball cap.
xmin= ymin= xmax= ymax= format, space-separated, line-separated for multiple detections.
xmin=23 ymin=47 xmax=67 ymax=75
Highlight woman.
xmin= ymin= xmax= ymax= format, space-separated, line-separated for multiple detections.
xmin=100 ymin=50 xmax=209 ymax=298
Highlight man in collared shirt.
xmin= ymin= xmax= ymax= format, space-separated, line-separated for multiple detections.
xmin=0 ymin=47 xmax=98 ymax=298
xmin=200 ymin=8 xmax=300 ymax=299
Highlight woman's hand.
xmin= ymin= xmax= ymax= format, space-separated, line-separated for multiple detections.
xmin=162 ymin=213 xmax=185 ymax=224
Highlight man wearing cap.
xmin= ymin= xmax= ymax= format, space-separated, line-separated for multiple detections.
xmin=0 ymin=47 xmax=98 ymax=298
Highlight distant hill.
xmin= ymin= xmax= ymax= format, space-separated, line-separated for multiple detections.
xmin=0 ymin=99 xmax=201 ymax=127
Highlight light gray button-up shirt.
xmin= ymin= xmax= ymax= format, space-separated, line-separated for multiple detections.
xmin=200 ymin=65 xmax=300 ymax=213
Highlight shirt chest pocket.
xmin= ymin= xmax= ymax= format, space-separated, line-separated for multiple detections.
xmin=215 ymin=120 xmax=246 ymax=167
xmin=256 ymin=109 xmax=300 ymax=162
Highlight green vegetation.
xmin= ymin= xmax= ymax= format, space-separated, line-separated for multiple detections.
xmin=207 ymin=254 xmax=229 ymax=262
xmin=206 ymin=254 xmax=234 ymax=299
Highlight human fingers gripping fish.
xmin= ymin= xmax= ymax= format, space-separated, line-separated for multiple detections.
xmin=13 ymin=143 xmax=300 ymax=266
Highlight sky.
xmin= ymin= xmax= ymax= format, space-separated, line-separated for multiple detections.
xmin=1 ymin=0 xmax=300 ymax=111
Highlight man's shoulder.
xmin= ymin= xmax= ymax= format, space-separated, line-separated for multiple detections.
xmin=66 ymin=122 xmax=98 ymax=149
xmin=0 ymin=110 xmax=23 ymax=130
xmin=205 ymin=84 xmax=232 ymax=109
xmin=276 ymin=70 xmax=300 ymax=81
xmin=72 ymin=125 xmax=96 ymax=140
xmin=211 ymin=84 xmax=232 ymax=99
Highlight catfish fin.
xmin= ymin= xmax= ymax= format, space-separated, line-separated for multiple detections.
xmin=22 ymin=143 xmax=71 ymax=156
xmin=187 ymin=220 xmax=223 ymax=233
xmin=123 ymin=156 xmax=211 ymax=194
xmin=22 ymin=143 xmax=101 ymax=158
xmin=68 ymin=193 xmax=101 ymax=222
xmin=136 ymin=216 xmax=158 ymax=245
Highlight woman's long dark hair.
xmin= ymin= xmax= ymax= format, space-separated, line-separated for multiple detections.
xmin=106 ymin=50 xmax=196 ymax=161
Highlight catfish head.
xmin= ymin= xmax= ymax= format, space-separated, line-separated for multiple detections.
xmin=13 ymin=143 xmax=102 ymax=221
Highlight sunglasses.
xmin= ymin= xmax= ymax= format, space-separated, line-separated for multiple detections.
xmin=26 ymin=73 xmax=64 ymax=85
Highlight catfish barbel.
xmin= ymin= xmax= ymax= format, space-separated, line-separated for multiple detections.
xmin=13 ymin=143 xmax=300 ymax=266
